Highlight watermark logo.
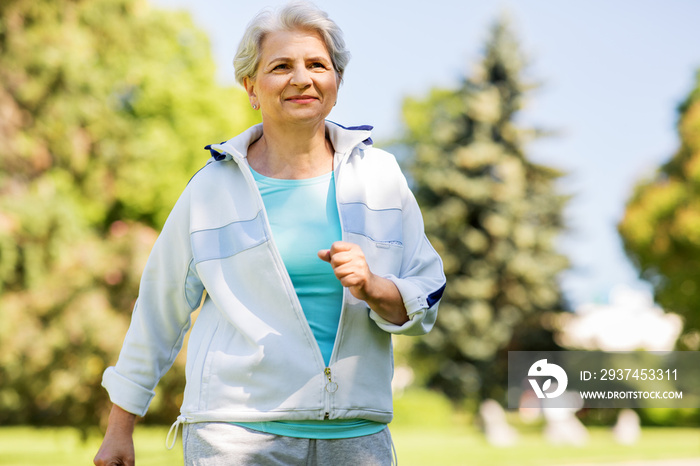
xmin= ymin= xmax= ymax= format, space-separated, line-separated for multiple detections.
xmin=528 ymin=359 xmax=568 ymax=399
xmin=509 ymin=351 xmax=698 ymax=409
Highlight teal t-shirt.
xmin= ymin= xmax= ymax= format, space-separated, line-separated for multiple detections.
xmin=251 ymin=166 xmax=343 ymax=366
xmin=235 ymin=165 xmax=385 ymax=439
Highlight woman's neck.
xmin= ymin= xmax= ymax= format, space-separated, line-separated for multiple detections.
xmin=247 ymin=121 xmax=334 ymax=179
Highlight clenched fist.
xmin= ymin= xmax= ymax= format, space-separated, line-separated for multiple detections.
xmin=318 ymin=241 xmax=408 ymax=325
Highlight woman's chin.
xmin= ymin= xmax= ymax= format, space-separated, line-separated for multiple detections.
xmin=272 ymin=111 xmax=330 ymax=126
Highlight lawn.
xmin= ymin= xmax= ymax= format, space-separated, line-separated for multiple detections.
xmin=1 ymin=390 xmax=698 ymax=465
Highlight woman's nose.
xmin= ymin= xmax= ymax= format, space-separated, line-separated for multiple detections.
xmin=290 ymin=66 xmax=312 ymax=87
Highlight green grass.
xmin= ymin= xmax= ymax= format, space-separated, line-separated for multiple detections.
xmin=0 ymin=425 xmax=182 ymax=465
xmin=1 ymin=425 xmax=698 ymax=466
xmin=392 ymin=426 xmax=700 ymax=466
xmin=1 ymin=390 xmax=698 ymax=466
xmin=390 ymin=388 xmax=700 ymax=466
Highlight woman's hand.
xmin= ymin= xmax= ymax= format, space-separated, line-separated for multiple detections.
xmin=318 ymin=241 xmax=408 ymax=325
xmin=94 ymin=405 xmax=137 ymax=466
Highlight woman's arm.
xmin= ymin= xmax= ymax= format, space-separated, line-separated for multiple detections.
xmin=318 ymin=241 xmax=408 ymax=325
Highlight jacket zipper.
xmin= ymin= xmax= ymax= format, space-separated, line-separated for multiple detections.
xmin=233 ymin=153 xmax=331 ymax=390
xmin=322 ymin=147 xmax=354 ymax=420
xmin=328 ymin=147 xmax=352 ymax=366
xmin=323 ymin=366 xmax=338 ymax=419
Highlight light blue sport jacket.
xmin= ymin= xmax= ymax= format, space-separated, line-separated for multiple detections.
xmin=102 ymin=121 xmax=446 ymax=428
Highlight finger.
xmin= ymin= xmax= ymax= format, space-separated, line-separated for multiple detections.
xmin=328 ymin=251 xmax=354 ymax=268
xmin=329 ymin=241 xmax=355 ymax=255
xmin=338 ymin=274 xmax=364 ymax=288
xmin=317 ymin=249 xmax=331 ymax=263
xmin=331 ymin=263 xmax=366 ymax=283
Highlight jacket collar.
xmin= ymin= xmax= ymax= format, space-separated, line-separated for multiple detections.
xmin=206 ymin=121 xmax=373 ymax=162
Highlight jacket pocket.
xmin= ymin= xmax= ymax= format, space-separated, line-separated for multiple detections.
xmin=339 ymin=202 xmax=404 ymax=276
xmin=185 ymin=302 xmax=222 ymax=410
xmin=339 ymin=202 xmax=403 ymax=246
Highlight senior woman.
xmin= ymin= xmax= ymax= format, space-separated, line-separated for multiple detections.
xmin=94 ymin=2 xmax=445 ymax=465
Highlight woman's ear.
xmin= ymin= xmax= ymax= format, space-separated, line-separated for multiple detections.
xmin=243 ymin=76 xmax=257 ymax=108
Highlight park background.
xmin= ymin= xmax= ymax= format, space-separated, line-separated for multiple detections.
xmin=1 ymin=0 xmax=699 ymax=464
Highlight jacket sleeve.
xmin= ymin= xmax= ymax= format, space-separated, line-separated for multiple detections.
xmin=101 ymin=184 xmax=204 ymax=416
xmin=369 ymin=167 xmax=446 ymax=336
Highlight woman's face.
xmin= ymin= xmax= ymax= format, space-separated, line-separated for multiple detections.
xmin=244 ymin=28 xmax=339 ymax=127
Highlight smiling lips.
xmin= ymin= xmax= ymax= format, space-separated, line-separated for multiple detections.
xmin=286 ymin=95 xmax=318 ymax=104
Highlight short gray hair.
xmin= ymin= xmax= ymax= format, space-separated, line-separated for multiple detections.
xmin=234 ymin=1 xmax=351 ymax=86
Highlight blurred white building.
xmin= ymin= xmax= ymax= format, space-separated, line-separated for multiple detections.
xmin=556 ymin=284 xmax=683 ymax=351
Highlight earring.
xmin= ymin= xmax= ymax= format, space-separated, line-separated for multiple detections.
xmin=252 ymin=104 xmax=257 ymax=110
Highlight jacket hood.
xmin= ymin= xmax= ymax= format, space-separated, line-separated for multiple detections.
xmin=205 ymin=121 xmax=373 ymax=162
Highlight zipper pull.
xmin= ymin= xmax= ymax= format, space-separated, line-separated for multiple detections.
xmin=324 ymin=367 xmax=338 ymax=393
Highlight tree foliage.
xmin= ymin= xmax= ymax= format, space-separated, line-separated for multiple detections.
xmin=401 ymin=18 xmax=569 ymax=403
xmin=0 ymin=0 xmax=259 ymax=428
xmin=618 ymin=70 xmax=700 ymax=350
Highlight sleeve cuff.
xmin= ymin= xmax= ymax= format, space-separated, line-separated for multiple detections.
xmin=369 ymin=275 xmax=438 ymax=335
xmin=102 ymin=367 xmax=155 ymax=417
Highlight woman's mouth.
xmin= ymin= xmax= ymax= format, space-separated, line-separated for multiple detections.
xmin=286 ymin=95 xmax=318 ymax=104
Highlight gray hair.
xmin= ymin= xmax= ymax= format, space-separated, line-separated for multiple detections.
xmin=234 ymin=1 xmax=351 ymax=86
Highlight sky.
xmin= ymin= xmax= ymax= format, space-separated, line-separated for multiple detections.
xmin=151 ymin=0 xmax=700 ymax=309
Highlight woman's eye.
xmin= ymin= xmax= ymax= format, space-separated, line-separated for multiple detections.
xmin=272 ymin=64 xmax=288 ymax=70
xmin=310 ymin=62 xmax=326 ymax=69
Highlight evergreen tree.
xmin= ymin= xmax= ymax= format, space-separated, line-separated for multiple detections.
xmin=618 ymin=70 xmax=700 ymax=350
xmin=401 ymin=17 xmax=569 ymax=403
xmin=0 ymin=0 xmax=259 ymax=428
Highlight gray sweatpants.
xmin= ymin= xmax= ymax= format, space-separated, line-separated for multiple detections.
xmin=183 ymin=422 xmax=395 ymax=466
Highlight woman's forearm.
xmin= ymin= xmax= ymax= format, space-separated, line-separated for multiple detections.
xmin=360 ymin=274 xmax=409 ymax=325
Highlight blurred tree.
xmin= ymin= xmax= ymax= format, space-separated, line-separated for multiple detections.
xmin=618 ymin=70 xmax=700 ymax=351
xmin=401 ymin=17 xmax=569 ymax=404
xmin=0 ymin=0 xmax=259 ymax=429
